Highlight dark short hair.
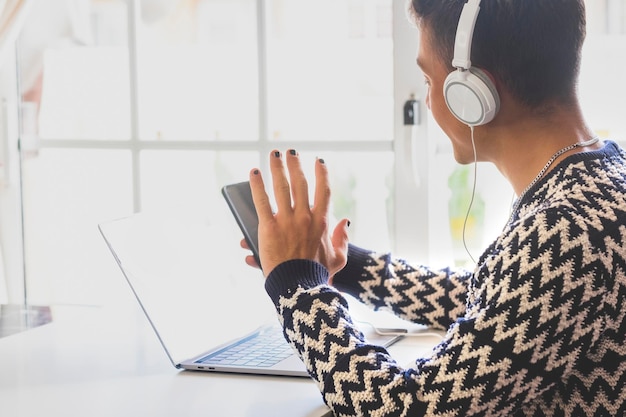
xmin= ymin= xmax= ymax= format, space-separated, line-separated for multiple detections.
xmin=408 ymin=0 xmax=587 ymax=109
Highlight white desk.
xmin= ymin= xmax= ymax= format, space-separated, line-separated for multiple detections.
xmin=0 ymin=304 xmax=442 ymax=417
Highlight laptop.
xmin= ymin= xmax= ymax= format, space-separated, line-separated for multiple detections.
xmin=98 ymin=212 xmax=404 ymax=377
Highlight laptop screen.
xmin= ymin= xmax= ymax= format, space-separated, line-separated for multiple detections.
xmin=99 ymin=212 xmax=276 ymax=366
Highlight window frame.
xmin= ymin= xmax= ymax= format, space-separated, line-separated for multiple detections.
xmin=1 ymin=0 xmax=430 ymax=305
xmin=6 ymin=0 xmax=625 ymax=304
xmin=30 ymin=0 xmax=427 ymax=252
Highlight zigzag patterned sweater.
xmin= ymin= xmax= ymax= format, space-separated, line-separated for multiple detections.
xmin=264 ymin=140 xmax=626 ymax=417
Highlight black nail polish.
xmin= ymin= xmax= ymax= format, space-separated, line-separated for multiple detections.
xmin=274 ymin=151 xmax=280 ymax=157
xmin=289 ymin=149 xmax=297 ymax=156
xmin=347 ymin=220 xmax=351 ymax=227
xmin=318 ymin=158 xmax=325 ymax=164
xmin=253 ymin=169 xmax=259 ymax=175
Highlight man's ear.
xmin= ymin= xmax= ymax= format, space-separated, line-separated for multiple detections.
xmin=445 ymin=66 xmax=500 ymax=126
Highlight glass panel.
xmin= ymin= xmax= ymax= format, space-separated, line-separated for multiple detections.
xmin=17 ymin=0 xmax=130 ymax=141
xmin=424 ymin=118 xmax=512 ymax=268
xmin=140 ymin=149 xmax=259 ymax=216
xmin=283 ymin=150 xmax=395 ymax=252
xmin=21 ymin=149 xmax=134 ymax=305
xmin=141 ymin=149 xmax=394 ymax=255
xmin=266 ymin=0 xmax=394 ymax=142
xmin=581 ymin=0 xmax=626 ymax=142
xmin=136 ymin=0 xmax=259 ymax=141
xmin=140 ymin=150 xmax=260 ymax=281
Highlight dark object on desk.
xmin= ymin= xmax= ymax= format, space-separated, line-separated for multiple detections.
xmin=0 ymin=304 xmax=53 ymax=338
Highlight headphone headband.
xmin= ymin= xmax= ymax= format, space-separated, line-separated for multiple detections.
xmin=444 ymin=0 xmax=500 ymax=126
xmin=452 ymin=0 xmax=481 ymax=70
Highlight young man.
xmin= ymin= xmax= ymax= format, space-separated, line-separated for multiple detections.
xmin=244 ymin=0 xmax=626 ymax=415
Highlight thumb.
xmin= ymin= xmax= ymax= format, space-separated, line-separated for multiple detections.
xmin=329 ymin=218 xmax=350 ymax=277
xmin=332 ymin=218 xmax=350 ymax=251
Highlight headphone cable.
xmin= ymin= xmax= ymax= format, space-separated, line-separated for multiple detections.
xmin=462 ymin=125 xmax=478 ymax=265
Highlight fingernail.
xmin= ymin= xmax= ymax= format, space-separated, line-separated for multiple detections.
xmin=347 ymin=220 xmax=351 ymax=227
xmin=253 ymin=169 xmax=260 ymax=175
xmin=274 ymin=151 xmax=280 ymax=158
xmin=289 ymin=149 xmax=297 ymax=156
xmin=318 ymin=158 xmax=325 ymax=164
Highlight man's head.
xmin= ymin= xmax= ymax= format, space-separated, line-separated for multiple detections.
xmin=408 ymin=0 xmax=587 ymax=110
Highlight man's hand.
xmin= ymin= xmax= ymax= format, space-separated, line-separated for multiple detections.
xmin=248 ymin=150 xmax=350 ymax=278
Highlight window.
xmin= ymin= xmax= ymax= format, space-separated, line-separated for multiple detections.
xmin=4 ymin=0 xmax=625 ymax=306
xmin=580 ymin=0 xmax=626 ymax=140
xmin=14 ymin=0 xmax=402 ymax=306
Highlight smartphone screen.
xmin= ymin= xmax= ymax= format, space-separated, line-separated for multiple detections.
xmin=221 ymin=181 xmax=261 ymax=267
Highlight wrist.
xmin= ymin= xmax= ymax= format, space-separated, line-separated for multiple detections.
xmin=264 ymin=259 xmax=329 ymax=306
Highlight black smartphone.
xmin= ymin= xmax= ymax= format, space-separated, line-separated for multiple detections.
xmin=221 ymin=181 xmax=261 ymax=267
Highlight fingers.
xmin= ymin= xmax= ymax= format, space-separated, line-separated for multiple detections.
xmin=247 ymin=151 xmax=349 ymax=277
xmin=271 ymin=149 xmax=311 ymax=213
xmin=285 ymin=150 xmax=310 ymax=212
xmin=249 ymin=168 xmax=274 ymax=223
xmin=331 ymin=219 xmax=350 ymax=261
xmin=256 ymin=150 xmax=328 ymax=216
xmin=269 ymin=150 xmax=292 ymax=213
xmin=328 ymin=218 xmax=351 ymax=283
xmin=240 ymin=238 xmax=260 ymax=269
xmin=244 ymin=254 xmax=260 ymax=269
xmin=313 ymin=157 xmax=331 ymax=215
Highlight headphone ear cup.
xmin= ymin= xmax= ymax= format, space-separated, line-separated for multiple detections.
xmin=444 ymin=67 xmax=500 ymax=126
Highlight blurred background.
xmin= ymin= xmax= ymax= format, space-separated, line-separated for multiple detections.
xmin=0 ymin=0 xmax=624 ymax=309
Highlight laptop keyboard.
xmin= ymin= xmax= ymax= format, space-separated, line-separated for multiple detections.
xmin=196 ymin=326 xmax=294 ymax=368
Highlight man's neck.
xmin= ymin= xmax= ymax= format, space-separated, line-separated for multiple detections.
xmin=478 ymin=103 xmax=599 ymax=196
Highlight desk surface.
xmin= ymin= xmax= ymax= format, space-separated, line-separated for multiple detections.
xmin=0 ymin=303 xmax=442 ymax=417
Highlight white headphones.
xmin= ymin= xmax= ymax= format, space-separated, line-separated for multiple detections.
xmin=444 ymin=0 xmax=500 ymax=126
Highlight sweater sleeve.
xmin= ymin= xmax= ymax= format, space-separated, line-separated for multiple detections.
xmin=331 ymin=244 xmax=471 ymax=330
xmin=264 ymin=147 xmax=626 ymax=416
xmin=264 ymin=212 xmax=607 ymax=416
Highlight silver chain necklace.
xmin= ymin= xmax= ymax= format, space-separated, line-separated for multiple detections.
xmin=510 ymin=136 xmax=600 ymax=218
